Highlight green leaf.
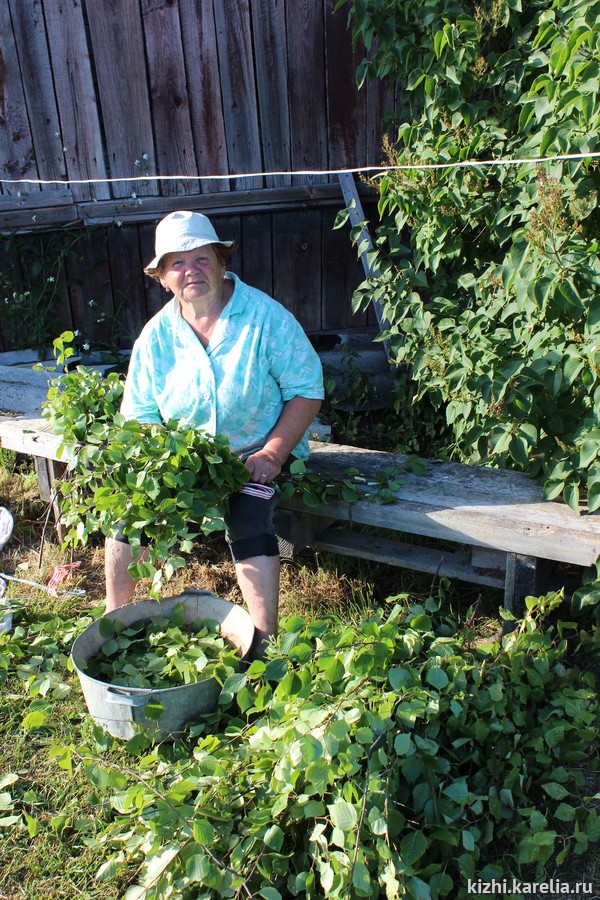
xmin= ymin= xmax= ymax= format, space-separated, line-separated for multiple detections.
xmin=259 ymin=889 xmax=283 ymax=900
xmin=0 ymin=774 xmax=18 ymax=790
xmin=186 ymin=852 xmax=210 ymax=882
xmin=554 ymin=803 xmax=576 ymax=822
xmin=328 ymin=799 xmax=358 ymax=832
xmin=264 ymin=658 xmax=289 ymax=683
xmin=409 ymin=875 xmax=433 ymax=899
xmin=577 ymin=440 xmax=598 ymax=468
xmin=587 ymin=480 xmax=600 ymax=512
xmin=394 ymin=733 xmax=414 ymax=756
xmin=0 ymin=814 xmax=21 ymax=827
xmin=264 ymin=824 xmax=285 ymax=851
xmin=433 ymin=29 xmax=448 ymax=59
xmin=443 ymin=780 xmax=469 ymax=804
xmin=25 ymin=813 xmax=39 ymax=837
xmin=400 ymin=830 xmax=428 ymax=865
xmin=21 ymin=709 xmax=48 ymax=732
xmin=542 ymin=781 xmax=569 ymax=800
xmin=352 ymin=860 xmax=371 ymax=893
xmin=128 ymin=561 xmax=157 ymax=580
xmin=193 ymin=820 xmax=215 ymax=845
xmin=321 ymin=655 xmax=345 ymax=683
xmin=543 ymin=479 xmax=565 ymax=501
xmin=462 ymin=829 xmax=475 ymax=851
xmin=426 ymin=666 xmax=449 ymax=690
xmin=563 ymin=480 xmax=580 ymax=512
xmin=389 ymin=667 xmax=411 ymax=690
xmin=96 ymin=856 xmax=124 ymax=882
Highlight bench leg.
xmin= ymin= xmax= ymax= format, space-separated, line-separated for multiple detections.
xmin=503 ymin=552 xmax=555 ymax=623
xmin=34 ymin=457 xmax=66 ymax=542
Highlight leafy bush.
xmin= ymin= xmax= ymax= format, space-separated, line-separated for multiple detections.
xmin=337 ymin=0 xmax=600 ymax=511
xmin=53 ymin=592 xmax=600 ymax=898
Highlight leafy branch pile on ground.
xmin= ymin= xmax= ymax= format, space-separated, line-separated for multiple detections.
xmin=1 ymin=458 xmax=599 ymax=896
xmin=39 ymin=593 xmax=600 ymax=899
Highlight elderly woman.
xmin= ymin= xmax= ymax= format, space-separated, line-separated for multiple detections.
xmin=105 ymin=210 xmax=323 ymax=657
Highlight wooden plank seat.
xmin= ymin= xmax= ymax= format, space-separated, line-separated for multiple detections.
xmin=274 ymin=442 xmax=600 ymax=611
xmin=0 ymin=365 xmax=64 ymax=500
xmin=2 ymin=366 xmax=598 ymax=611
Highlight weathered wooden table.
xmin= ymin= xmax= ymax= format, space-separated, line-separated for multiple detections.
xmin=0 ymin=365 xmax=64 ymax=503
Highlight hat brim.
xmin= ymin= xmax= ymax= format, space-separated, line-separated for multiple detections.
xmin=144 ymin=238 xmax=235 ymax=275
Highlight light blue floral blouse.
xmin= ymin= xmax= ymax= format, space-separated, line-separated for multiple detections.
xmin=121 ymin=273 xmax=324 ymax=459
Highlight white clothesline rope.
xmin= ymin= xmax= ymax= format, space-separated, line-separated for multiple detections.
xmin=1 ymin=151 xmax=598 ymax=188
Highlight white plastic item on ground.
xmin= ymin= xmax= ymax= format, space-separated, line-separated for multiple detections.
xmin=0 ymin=507 xmax=13 ymax=550
xmin=0 ymin=507 xmax=14 ymax=634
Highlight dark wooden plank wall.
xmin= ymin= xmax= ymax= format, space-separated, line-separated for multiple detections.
xmin=29 ymin=0 xmax=110 ymax=204
xmin=1 ymin=0 xmax=392 ymax=205
xmin=0 ymin=205 xmax=375 ymax=351
xmin=0 ymin=0 xmax=394 ymax=351
xmin=0 ymin=1 xmax=40 ymax=191
xmin=143 ymin=0 xmax=200 ymax=198
xmin=180 ymin=0 xmax=230 ymax=194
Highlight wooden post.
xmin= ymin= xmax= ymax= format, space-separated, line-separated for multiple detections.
xmin=34 ymin=457 xmax=66 ymax=542
xmin=337 ymin=172 xmax=391 ymax=361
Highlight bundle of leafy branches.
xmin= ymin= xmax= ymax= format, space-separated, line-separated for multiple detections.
xmin=50 ymin=590 xmax=599 ymax=899
xmin=42 ymin=335 xmax=251 ymax=596
xmin=82 ymin=603 xmax=240 ymax=690
xmin=56 ymin=414 xmax=249 ymax=597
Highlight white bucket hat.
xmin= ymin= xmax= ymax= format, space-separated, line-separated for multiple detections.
xmin=144 ymin=210 xmax=234 ymax=274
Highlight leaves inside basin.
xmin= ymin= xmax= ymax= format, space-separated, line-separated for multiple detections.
xmin=82 ymin=602 xmax=241 ymax=689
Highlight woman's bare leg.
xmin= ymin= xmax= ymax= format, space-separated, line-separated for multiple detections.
xmin=104 ymin=537 xmax=148 ymax=612
xmin=234 ymin=554 xmax=280 ymax=659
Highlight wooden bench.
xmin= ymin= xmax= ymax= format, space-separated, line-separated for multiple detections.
xmin=0 ymin=365 xmax=65 ymax=510
xmin=2 ymin=365 xmax=599 ymax=611
xmin=274 ymin=442 xmax=600 ymax=612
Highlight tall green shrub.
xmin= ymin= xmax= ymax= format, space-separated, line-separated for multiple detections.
xmin=337 ymin=0 xmax=600 ymax=511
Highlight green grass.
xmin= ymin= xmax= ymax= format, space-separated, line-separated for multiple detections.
xmin=0 ymin=691 xmax=127 ymax=898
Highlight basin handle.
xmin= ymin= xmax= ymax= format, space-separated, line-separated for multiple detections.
xmin=106 ymin=689 xmax=148 ymax=708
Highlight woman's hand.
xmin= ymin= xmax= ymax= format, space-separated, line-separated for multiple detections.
xmin=244 ymin=396 xmax=322 ymax=484
xmin=244 ymin=450 xmax=282 ymax=484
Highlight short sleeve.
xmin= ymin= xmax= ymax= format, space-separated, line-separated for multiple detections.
xmin=267 ymin=308 xmax=324 ymax=402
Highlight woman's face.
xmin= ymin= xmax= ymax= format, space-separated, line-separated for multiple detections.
xmin=159 ymin=244 xmax=226 ymax=305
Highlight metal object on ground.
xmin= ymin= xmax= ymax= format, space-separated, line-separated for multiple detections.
xmin=71 ymin=590 xmax=254 ymax=741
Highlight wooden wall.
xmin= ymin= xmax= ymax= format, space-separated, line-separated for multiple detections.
xmin=0 ymin=0 xmax=394 ymax=350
